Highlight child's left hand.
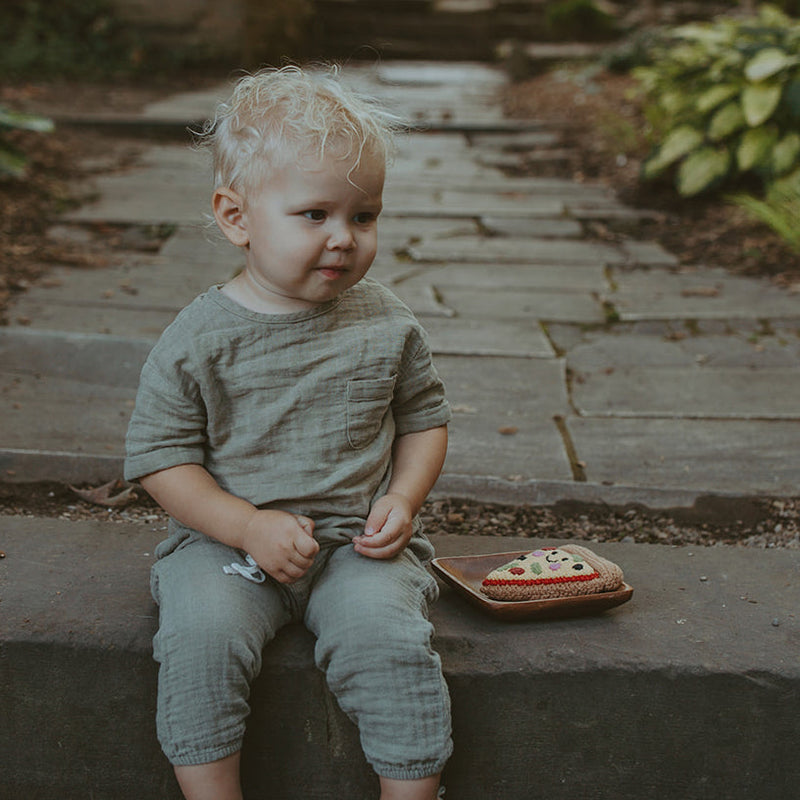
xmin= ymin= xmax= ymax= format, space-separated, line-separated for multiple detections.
xmin=354 ymin=492 xmax=414 ymax=559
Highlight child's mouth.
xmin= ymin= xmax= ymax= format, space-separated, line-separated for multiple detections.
xmin=317 ymin=266 xmax=347 ymax=280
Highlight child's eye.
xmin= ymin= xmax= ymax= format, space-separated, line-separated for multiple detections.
xmin=303 ymin=210 xmax=327 ymax=221
xmin=354 ymin=212 xmax=377 ymax=224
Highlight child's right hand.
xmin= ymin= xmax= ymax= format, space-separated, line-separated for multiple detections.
xmin=241 ymin=509 xmax=319 ymax=584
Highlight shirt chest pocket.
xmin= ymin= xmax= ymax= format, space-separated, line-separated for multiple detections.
xmin=346 ymin=376 xmax=397 ymax=449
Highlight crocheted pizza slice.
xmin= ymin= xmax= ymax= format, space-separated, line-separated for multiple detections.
xmin=480 ymin=545 xmax=624 ymax=602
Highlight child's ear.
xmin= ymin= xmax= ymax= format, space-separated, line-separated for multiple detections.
xmin=213 ymin=187 xmax=249 ymax=247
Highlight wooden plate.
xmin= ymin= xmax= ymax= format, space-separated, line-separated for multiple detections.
xmin=431 ymin=550 xmax=633 ymax=621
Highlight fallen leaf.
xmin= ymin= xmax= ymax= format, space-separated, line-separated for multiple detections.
xmin=69 ymin=479 xmax=137 ymax=507
xmin=498 ymin=426 xmax=518 ymax=435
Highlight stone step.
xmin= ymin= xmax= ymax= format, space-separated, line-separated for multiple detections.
xmin=312 ymin=0 xmax=592 ymax=60
xmin=3 ymin=517 xmax=798 ymax=799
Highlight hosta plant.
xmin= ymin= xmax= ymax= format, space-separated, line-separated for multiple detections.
xmin=634 ymin=4 xmax=800 ymax=197
xmin=730 ymin=170 xmax=800 ymax=253
xmin=0 ymin=106 xmax=54 ymax=178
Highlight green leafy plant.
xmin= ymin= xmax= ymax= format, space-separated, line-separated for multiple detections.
xmin=731 ymin=173 xmax=800 ymax=252
xmin=0 ymin=107 xmax=54 ymax=178
xmin=634 ymin=4 xmax=800 ymax=197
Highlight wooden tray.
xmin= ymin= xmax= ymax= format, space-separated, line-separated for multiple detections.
xmin=431 ymin=550 xmax=633 ymax=621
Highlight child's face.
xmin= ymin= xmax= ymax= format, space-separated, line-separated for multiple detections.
xmin=217 ymin=147 xmax=384 ymax=314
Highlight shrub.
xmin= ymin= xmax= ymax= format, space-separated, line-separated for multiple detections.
xmin=544 ymin=0 xmax=618 ymax=42
xmin=0 ymin=0 xmax=144 ymax=79
xmin=634 ymin=4 xmax=800 ymax=197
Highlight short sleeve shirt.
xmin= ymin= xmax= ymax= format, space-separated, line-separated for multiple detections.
xmin=124 ymin=278 xmax=450 ymax=529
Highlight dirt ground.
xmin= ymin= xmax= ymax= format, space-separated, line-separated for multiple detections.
xmin=1 ymin=67 xmax=799 ymax=546
xmin=0 ymin=480 xmax=798 ymax=549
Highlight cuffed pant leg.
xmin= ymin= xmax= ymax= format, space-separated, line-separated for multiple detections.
xmin=304 ymin=543 xmax=452 ymax=780
xmin=150 ymin=533 xmax=293 ymax=766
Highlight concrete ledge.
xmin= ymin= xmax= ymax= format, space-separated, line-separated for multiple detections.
xmin=2 ymin=517 xmax=799 ymax=799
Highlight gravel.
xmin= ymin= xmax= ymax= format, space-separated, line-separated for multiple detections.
xmin=2 ymin=481 xmax=798 ymax=550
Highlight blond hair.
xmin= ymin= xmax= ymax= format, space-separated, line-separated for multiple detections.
xmin=202 ymin=65 xmax=401 ymax=194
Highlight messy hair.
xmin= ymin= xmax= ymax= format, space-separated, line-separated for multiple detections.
xmin=201 ymin=65 xmax=402 ymax=194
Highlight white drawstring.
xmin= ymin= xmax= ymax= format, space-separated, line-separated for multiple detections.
xmin=222 ymin=553 xmax=266 ymax=583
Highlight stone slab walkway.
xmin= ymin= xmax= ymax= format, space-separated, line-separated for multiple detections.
xmin=2 ymin=61 xmax=799 ymax=508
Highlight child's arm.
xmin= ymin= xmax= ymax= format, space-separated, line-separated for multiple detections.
xmin=141 ymin=463 xmax=319 ymax=583
xmin=353 ymin=425 xmax=448 ymax=560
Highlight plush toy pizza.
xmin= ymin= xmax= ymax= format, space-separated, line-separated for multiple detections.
xmin=480 ymin=545 xmax=624 ymax=601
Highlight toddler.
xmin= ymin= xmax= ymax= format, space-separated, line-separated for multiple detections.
xmin=125 ymin=65 xmax=452 ymax=800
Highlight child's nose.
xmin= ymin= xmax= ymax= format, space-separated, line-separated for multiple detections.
xmin=326 ymin=220 xmax=355 ymax=250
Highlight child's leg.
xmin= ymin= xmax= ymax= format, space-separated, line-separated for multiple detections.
xmin=151 ymin=531 xmax=293 ymax=784
xmin=379 ymin=774 xmax=442 ymax=800
xmin=304 ymin=542 xmax=452 ymax=789
xmin=174 ymin=752 xmax=242 ymax=800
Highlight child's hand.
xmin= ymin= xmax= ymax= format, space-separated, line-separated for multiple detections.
xmin=354 ymin=493 xmax=414 ymax=559
xmin=242 ymin=509 xmax=319 ymax=583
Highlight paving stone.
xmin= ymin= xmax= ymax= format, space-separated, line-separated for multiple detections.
xmin=341 ymin=63 xmax=509 ymax=115
xmin=64 ymin=145 xmax=209 ymax=225
xmin=393 ymin=132 xmax=472 ymax=160
xmin=6 ymin=299 xmax=178 ymax=339
xmin=572 ymin=366 xmax=800 ymax=419
xmin=0 ymin=331 xmax=143 ymax=470
xmin=568 ymin=417 xmax=800 ymax=495
xmin=367 ymin=259 xmax=423 ymax=286
xmin=141 ymin=84 xmax=230 ymax=121
xmin=379 ymin=83 xmax=506 ymax=125
xmin=621 ymin=240 xmax=680 ymax=268
xmin=420 ymin=316 xmax=554 ymax=357
xmin=408 ymin=235 xmax=624 ymax=264
xmin=476 ymin=177 xmax=614 ymax=201
xmin=568 ymin=329 xmax=800 ymax=370
xmin=569 ymin=205 xmax=667 ymax=223
xmin=436 ymin=286 xmax=606 ymax=323
xmin=375 ymin=62 xmax=507 ymax=89
xmin=390 ymin=169 xmax=614 ymax=197
xmin=481 ymin=216 xmax=583 ymax=239
xmin=384 ymin=187 xmax=565 ymax=218
xmin=158 ymin=224 xmax=239 ymax=264
xmin=568 ymin=331 xmax=695 ymax=369
xmin=469 ymin=131 xmax=561 ymax=151
xmin=436 ymin=356 xmax=573 ymax=481
xmin=0 ymin=372 xmax=133 ymax=456
xmin=398 ymin=262 xmax=608 ymax=292
xmin=377 ymin=218 xmax=482 ymax=262
xmin=474 ymin=152 xmax=525 ymax=170
xmin=567 ymin=328 xmax=800 ymax=418
xmin=10 ymin=256 xmax=234 ymax=312
xmin=389 ymin=282 xmax=457 ymax=317
xmin=610 ymin=267 xmax=800 ymax=321
xmin=0 ymin=329 xmax=149 ymax=387
xmin=433 ymin=0 xmax=494 ymax=13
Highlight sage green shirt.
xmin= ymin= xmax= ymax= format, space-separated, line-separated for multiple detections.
xmin=125 ymin=278 xmax=450 ymax=537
